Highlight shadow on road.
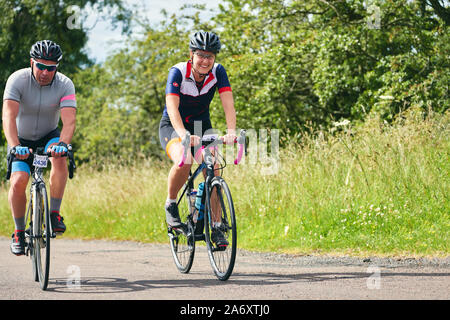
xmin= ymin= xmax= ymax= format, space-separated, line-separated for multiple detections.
xmin=46 ymin=271 xmax=450 ymax=295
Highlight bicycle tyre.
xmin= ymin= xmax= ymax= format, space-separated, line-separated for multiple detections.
xmin=32 ymin=183 xmax=51 ymax=290
xmin=29 ymin=194 xmax=38 ymax=282
xmin=204 ymin=177 xmax=237 ymax=281
xmin=168 ymin=188 xmax=195 ymax=273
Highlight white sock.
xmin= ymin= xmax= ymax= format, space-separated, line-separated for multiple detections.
xmin=166 ymin=198 xmax=176 ymax=206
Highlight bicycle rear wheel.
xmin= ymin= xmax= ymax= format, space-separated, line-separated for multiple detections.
xmin=204 ymin=177 xmax=237 ymax=281
xmin=31 ymin=184 xmax=51 ymax=290
xmin=168 ymin=188 xmax=195 ymax=273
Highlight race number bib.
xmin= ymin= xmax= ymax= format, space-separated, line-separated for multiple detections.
xmin=33 ymin=155 xmax=48 ymax=168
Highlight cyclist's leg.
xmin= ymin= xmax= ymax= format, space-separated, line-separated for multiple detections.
xmin=166 ymin=142 xmax=193 ymax=227
xmin=7 ymin=140 xmax=33 ymax=229
xmin=49 ymin=156 xmax=68 ymax=233
xmin=167 ymin=142 xmax=193 ymax=198
xmin=8 ymin=154 xmax=31 ymax=254
xmin=209 ymin=169 xmax=225 ymax=229
xmin=46 ymin=136 xmax=68 ymax=199
xmin=160 ymin=118 xmax=194 ymax=199
xmin=160 ymin=118 xmax=194 ymax=227
xmin=44 ymin=131 xmax=68 ymax=233
xmin=9 ymin=166 xmax=30 ymax=228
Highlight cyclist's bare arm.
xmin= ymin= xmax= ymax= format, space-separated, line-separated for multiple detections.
xmin=2 ymin=99 xmax=21 ymax=148
xmin=219 ymin=91 xmax=237 ymax=144
xmin=59 ymin=107 xmax=76 ymax=145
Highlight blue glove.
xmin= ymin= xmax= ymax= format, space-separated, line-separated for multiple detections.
xmin=51 ymin=142 xmax=68 ymax=154
xmin=14 ymin=146 xmax=30 ymax=156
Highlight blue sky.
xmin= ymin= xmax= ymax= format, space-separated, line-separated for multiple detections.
xmin=84 ymin=0 xmax=220 ymax=63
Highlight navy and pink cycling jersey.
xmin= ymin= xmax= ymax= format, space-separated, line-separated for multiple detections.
xmin=162 ymin=60 xmax=232 ymax=123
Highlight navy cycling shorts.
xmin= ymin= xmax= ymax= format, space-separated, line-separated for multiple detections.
xmin=159 ymin=116 xmax=214 ymax=160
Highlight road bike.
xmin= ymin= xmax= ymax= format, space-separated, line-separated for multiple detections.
xmin=167 ymin=130 xmax=245 ymax=281
xmin=6 ymin=146 xmax=75 ymax=290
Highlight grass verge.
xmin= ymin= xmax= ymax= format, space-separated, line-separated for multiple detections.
xmin=0 ymin=108 xmax=448 ymax=257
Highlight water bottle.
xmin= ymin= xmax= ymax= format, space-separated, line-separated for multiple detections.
xmin=195 ymin=182 xmax=205 ymax=235
xmin=195 ymin=182 xmax=205 ymax=220
xmin=189 ymin=190 xmax=198 ymax=220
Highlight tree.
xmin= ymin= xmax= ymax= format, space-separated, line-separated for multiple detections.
xmin=212 ymin=0 xmax=449 ymax=132
xmin=64 ymin=0 xmax=449 ymax=165
xmin=72 ymin=13 xmax=192 ymax=165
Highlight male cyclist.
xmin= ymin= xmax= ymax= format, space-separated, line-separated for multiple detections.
xmin=2 ymin=40 xmax=77 ymax=255
xmin=159 ymin=31 xmax=236 ymax=247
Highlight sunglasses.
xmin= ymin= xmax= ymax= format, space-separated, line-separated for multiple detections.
xmin=33 ymin=59 xmax=58 ymax=72
xmin=194 ymin=52 xmax=215 ymax=60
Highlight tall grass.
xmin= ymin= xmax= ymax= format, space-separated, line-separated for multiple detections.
xmin=234 ymin=108 xmax=449 ymax=256
xmin=0 ymin=160 xmax=170 ymax=242
xmin=0 ymin=108 xmax=448 ymax=257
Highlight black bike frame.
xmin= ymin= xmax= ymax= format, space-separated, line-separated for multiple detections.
xmin=177 ymin=142 xmax=219 ymax=209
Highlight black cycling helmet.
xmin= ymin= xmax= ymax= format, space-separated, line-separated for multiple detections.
xmin=189 ymin=31 xmax=221 ymax=54
xmin=30 ymin=40 xmax=63 ymax=62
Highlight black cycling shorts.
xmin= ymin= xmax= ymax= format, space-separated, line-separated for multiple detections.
xmin=8 ymin=128 xmax=61 ymax=175
xmin=159 ymin=116 xmax=213 ymax=160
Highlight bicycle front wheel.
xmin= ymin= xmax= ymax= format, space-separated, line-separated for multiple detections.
xmin=168 ymin=188 xmax=195 ymax=273
xmin=204 ymin=177 xmax=237 ymax=281
xmin=32 ymin=183 xmax=51 ymax=290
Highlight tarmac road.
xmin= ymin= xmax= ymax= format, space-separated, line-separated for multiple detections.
xmin=0 ymin=238 xmax=449 ymax=301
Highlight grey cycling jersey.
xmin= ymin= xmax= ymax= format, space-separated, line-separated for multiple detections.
xmin=3 ymin=68 xmax=76 ymax=141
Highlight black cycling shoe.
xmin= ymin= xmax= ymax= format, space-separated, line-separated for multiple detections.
xmin=11 ymin=230 xmax=26 ymax=256
xmin=211 ymin=227 xmax=229 ymax=247
xmin=50 ymin=211 xmax=66 ymax=234
xmin=165 ymin=202 xmax=182 ymax=228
